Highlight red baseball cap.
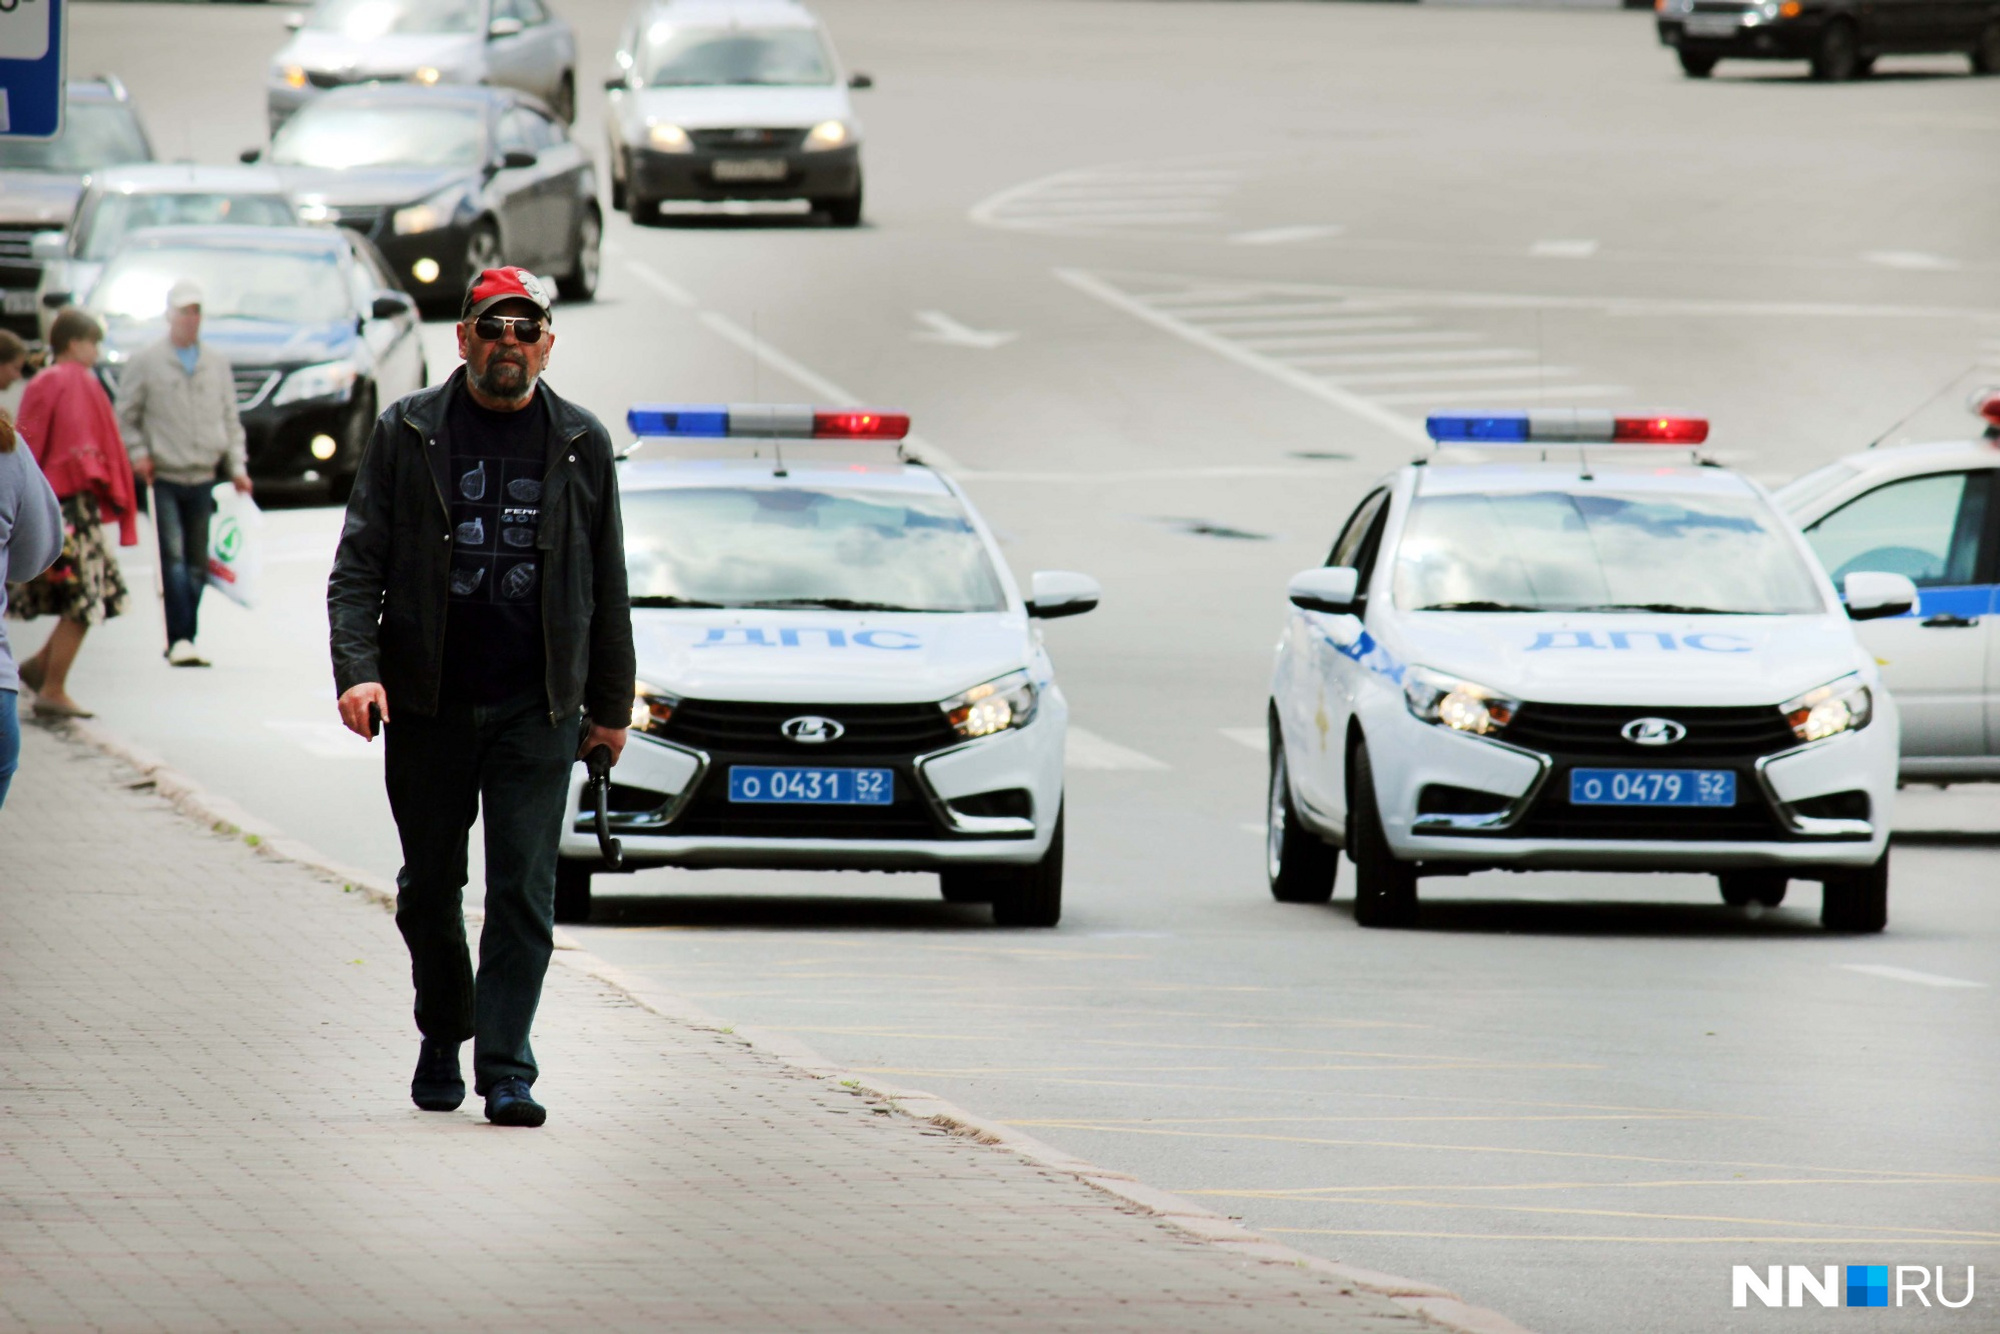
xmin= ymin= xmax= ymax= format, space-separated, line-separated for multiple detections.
xmin=461 ymin=266 xmax=554 ymax=321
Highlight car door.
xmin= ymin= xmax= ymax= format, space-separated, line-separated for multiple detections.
xmin=491 ymin=105 xmax=553 ymax=268
xmin=529 ymin=106 xmax=589 ymax=257
xmin=482 ymin=0 xmax=537 ymax=95
xmin=510 ymin=0 xmax=568 ymax=107
xmin=1799 ymin=468 xmax=1996 ymax=758
xmin=350 ymin=234 xmax=425 ymax=396
xmin=1285 ymin=488 xmax=1390 ymax=823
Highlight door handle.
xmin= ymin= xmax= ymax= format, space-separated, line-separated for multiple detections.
xmin=1921 ymin=613 xmax=1980 ymax=628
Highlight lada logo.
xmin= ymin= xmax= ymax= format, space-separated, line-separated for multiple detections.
xmin=781 ymin=715 xmax=845 ymax=744
xmin=1621 ymin=716 xmax=1687 ymax=747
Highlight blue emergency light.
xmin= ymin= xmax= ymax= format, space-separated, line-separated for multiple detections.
xmin=628 ymin=403 xmax=910 ymax=441
xmin=1425 ymin=410 xmax=1708 ymax=446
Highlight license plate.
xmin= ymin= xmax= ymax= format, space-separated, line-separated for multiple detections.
xmin=1684 ymin=14 xmax=1741 ymax=37
xmin=728 ymin=765 xmax=893 ymax=805
xmin=2 ymin=290 xmax=37 ymax=315
xmin=712 ymin=157 xmax=788 ymax=182
xmin=1570 ymin=768 xmax=1736 ymax=807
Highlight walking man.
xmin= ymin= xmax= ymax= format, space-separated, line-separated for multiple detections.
xmin=117 ymin=280 xmax=251 ymax=668
xmin=328 ymin=268 xmax=634 ymax=1127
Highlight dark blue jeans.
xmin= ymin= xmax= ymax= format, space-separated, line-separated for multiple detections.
xmin=384 ymin=692 xmax=580 ymax=1093
xmin=0 ymin=688 xmax=17 ymax=809
xmin=153 ymin=479 xmax=215 ymax=647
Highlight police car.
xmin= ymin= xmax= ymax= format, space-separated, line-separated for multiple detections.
xmin=555 ymin=404 xmax=1097 ymax=926
xmin=1266 ymin=410 xmax=1912 ymax=934
xmin=1777 ymin=391 xmax=2000 ymax=783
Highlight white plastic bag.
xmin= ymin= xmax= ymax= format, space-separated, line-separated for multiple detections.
xmin=206 ymin=483 xmax=264 ymax=609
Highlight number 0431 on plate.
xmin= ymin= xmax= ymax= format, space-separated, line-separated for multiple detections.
xmin=1569 ymin=768 xmax=1736 ymax=807
xmin=728 ymin=766 xmax=893 ymax=805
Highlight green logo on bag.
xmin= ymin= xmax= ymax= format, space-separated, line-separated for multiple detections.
xmin=214 ymin=519 xmax=241 ymax=560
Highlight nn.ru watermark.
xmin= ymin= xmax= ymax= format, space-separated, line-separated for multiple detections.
xmin=1732 ymin=1266 xmax=1976 ymax=1309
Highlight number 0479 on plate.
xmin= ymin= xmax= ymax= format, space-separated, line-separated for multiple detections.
xmin=1569 ymin=768 xmax=1736 ymax=807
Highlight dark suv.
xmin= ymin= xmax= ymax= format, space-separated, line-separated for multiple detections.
xmin=1656 ymin=0 xmax=2000 ymax=79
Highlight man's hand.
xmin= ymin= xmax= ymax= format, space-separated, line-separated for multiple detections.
xmin=233 ymin=474 xmax=254 ymax=496
xmin=338 ymin=683 xmax=390 ymax=740
xmin=135 ymin=455 xmax=155 ymax=486
xmin=580 ymin=721 xmax=627 ymax=765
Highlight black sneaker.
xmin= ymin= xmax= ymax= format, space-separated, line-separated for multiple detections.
xmin=411 ymin=1039 xmax=465 ymax=1112
xmin=484 ymin=1078 xmax=546 ymax=1127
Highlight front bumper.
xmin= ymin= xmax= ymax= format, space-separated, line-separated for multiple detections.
xmin=1657 ymin=15 xmax=1825 ymax=59
xmin=559 ymin=706 xmax=1066 ymax=872
xmin=241 ymin=392 xmax=362 ymax=482
xmin=627 ymin=144 xmax=860 ymax=204
xmin=372 ymin=225 xmax=475 ymax=306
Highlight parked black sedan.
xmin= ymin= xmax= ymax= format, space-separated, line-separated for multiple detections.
xmin=247 ymin=83 xmax=600 ymax=314
xmin=1656 ymin=0 xmax=2000 ymax=79
xmin=90 ymin=225 xmax=428 ymax=497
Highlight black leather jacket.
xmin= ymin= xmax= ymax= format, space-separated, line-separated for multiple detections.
xmin=328 ymin=369 xmax=635 ymax=728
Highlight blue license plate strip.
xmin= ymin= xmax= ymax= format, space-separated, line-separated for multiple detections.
xmin=1569 ymin=768 xmax=1736 ymax=807
xmin=728 ymin=766 xmax=894 ymax=805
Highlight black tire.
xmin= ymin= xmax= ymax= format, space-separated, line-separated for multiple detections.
xmin=551 ymin=71 xmax=575 ymax=124
xmin=1973 ymin=21 xmax=2000 ymax=74
xmin=609 ymin=148 xmax=628 ymax=211
xmin=628 ymin=192 xmax=659 ymax=225
xmin=1718 ymin=870 xmax=1787 ymax=908
xmin=938 ymin=866 xmax=999 ymax=904
xmin=991 ymin=806 xmax=1064 ymax=927
xmin=464 ymin=220 xmax=501 ymax=281
xmin=1811 ymin=20 xmax=1862 ymax=81
xmin=1349 ymin=743 xmax=1417 ymax=928
xmin=822 ymin=178 xmax=863 ymax=228
xmin=1678 ymin=50 xmax=1719 ymax=77
xmin=1267 ymin=733 xmax=1338 ymax=903
xmin=553 ymin=859 xmax=593 ymax=924
xmin=558 ymin=207 xmax=600 ymax=303
xmin=1821 ymin=850 xmax=1888 ymax=933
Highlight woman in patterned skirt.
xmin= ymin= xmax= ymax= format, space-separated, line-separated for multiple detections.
xmin=8 ymin=308 xmax=139 ymax=720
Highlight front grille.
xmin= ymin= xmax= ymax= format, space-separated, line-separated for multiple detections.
xmin=0 ymin=262 xmax=42 ymax=290
xmin=1507 ymin=793 xmax=1788 ymax=842
xmin=688 ymin=127 xmax=808 ymax=152
xmin=656 ymin=698 xmax=959 ymax=758
xmin=668 ymin=761 xmax=943 ymax=840
xmin=234 ymin=368 xmax=281 ymax=409
xmin=0 ymin=227 xmax=39 ymax=264
xmin=1504 ymin=703 xmax=1796 ymax=761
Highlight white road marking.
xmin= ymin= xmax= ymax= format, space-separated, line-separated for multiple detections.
xmin=1219 ymin=727 xmax=1266 ymax=752
xmin=1372 ymin=384 xmax=1628 ymax=406
xmin=266 ymin=720 xmax=378 ymax=760
xmin=1323 ymin=364 xmax=1580 ymax=387
xmin=1840 ymin=964 xmax=1985 ymax=989
xmin=1297 ymin=348 xmax=1537 ymax=368
xmin=911 ymin=310 xmax=1018 ymax=349
xmin=1861 ymin=251 xmax=1960 ymax=272
xmin=1067 ymin=727 xmax=1170 ymax=772
xmin=1531 ymin=239 xmax=1599 ymax=259
xmin=614 ymin=252 xmax=698 ymax=308
xmin=970 ymin=160 xmax=1248 ymax=235
xmin=1230 ymin=224 xmax=1344 ymax=246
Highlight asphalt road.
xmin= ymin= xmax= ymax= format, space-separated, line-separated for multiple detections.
xmin=22 ymin=3 xmax=2000 ymax=1331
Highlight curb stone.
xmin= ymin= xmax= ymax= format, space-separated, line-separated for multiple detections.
xmin=52 ymin=715 xmax=1537 ymax=1334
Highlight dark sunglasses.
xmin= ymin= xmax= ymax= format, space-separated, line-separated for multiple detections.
xmin=471 ymin=314 xmax=545 ymax=344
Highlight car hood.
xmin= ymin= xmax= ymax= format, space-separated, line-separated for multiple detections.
xmin=633 ymin=609 xmax=1029 ymax=704
xmin=103 ymin=316 xmax=356 ymax=371
xmin=632 ymin=84 xmax=850 ymax=129
xmin=277 ymin=30 xmax=484 ymax=76
xmin=1384 ymin=611 xmax=1869 ymax=708
xmin=275 ymin=165 xmax=471 ymax=208
xmin=0 ymin=172 xmax=84 ymax=226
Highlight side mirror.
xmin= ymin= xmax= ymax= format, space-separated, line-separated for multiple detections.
xmin=847 ymin=71 xmax=874 ymax=90
xmin=371 ymin=291 xmax=415 ymax=320
xmin=499 ymin=148 xmax=538 ymax=169
xmin=1287 ymin=566 xmax=1360 ymax=614
xmin=239 ymin=146 xmax=263 ymax=164
xmin=1027 ymin=570 xmax=1099 ymax=619
xmin=488 ymin=16 xmax=525 ymax=39
xmin=602 ymin=75 xmax=630 ymax=92
xmin=284 ymin=11 xmax=304 ymax=29
xmin=41 ymin=291 xmax=72 ymax=309
xmin=1844 ymin=570 xmax=1918 ymax=621
xmin=29 ymin=230 xmax=66 ymax=262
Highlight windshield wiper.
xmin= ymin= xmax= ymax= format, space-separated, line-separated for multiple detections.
xmin=1417 ymin=600 xmax=1544 ymax=613
xmin=631 ymin=595 xmax=727 ymax=608
xmin=739 ymin=598 xmax=931 ymax=613
xmin=1577 ymin=603 xmax=1740 ymax=615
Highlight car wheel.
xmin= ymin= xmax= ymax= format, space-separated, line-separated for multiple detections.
xmin=990 ymin=805 xmax=1064 ymax=927
xmin=821 ymin=177 xmax=863 ymax=228
xmin=551 ymin=71 xmax=575 ymax=124
xmin=938 ymin=866 xmax=999 ymax=904
xmin=1973 ymin=21 xmax=2000 ymax=74
xmin=1677 ymin=51 xmax=1718 ymax=77
xmin=627 ymin=191 xmax=659 ymax=225
xmin=1718 ymin=870 xmax=1787 ymax=908
xmin=554 ymin=859 xmax=593 ymax=924
xmin=1349 ymin=742 xmax=1418 ymax=928
xmin=1820 ymin=851 xmax=1888 ymax=933
xmin=1811 ymin=19 xmax=1862 ymax=80
xmin=1268 ymin=731 xmax=1338 ymax=904
xmin=558 ymin=207 xmax=600 ymax=302
xmin=609 ymin=147 xmax=628 ymax=211
xmin=464 ymin=221 xmax=501 ymax=281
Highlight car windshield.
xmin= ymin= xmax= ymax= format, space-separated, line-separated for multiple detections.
xmin=623 ymin=486 xmax=1007 ymax=612
xmin=1392 ymin=487 xmax=1824 ymax=615
xmin=305 ymin=0 xmax=480 ymax=36
xmin=0 ymin=101 xmax=150 ymax=173
xmin=94 ymin=245 xmax=351 ymax=325
xmin=642 ymin=27 xmax=834 ymax=86
xmin=77 ymin=193 xmax=297 ymax=260
xmin=270 ymin=104 xmax=484 ymax=169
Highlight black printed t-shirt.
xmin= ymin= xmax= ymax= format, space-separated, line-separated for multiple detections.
xmin=439 ymin=385 xmax=549 ymax=707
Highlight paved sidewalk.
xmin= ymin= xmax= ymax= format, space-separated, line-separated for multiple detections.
xmin=0 ymin=723 xmax=1438 ymax=1333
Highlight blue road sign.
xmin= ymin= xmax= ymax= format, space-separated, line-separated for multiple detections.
xmin=0 ymin=0 xmax=66 ymax=140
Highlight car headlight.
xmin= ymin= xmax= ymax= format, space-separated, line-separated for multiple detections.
xmin=296 ymin=197 xmax=334 ymax=223
xmin=1782 ymin=674 xmax=1872 ymax=743
xmin=392 ymin=188 xmax=464 ymax=235
xmin=280 ymin=64 xmax=308 ymax=89
xmin=631 ymin=681 xmax=679 ymax=734
xmin=272 ymin=360 xmax=358 ymax=406
xmin=804 ymin=119 xmax=850 ymax=150
xmin=413 ymin=65 xmax=443 ymax=85
xmin=1403 ymin=665 xmax=1519 ymax=737
xmin=940 ymin=669 xmax=1037 ymax=739
xmin=647 ymin=122 xmax=691 ymax=152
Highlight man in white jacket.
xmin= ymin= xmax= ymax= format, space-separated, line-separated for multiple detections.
xmin=117 ymin=280 xmax=252 ymax=667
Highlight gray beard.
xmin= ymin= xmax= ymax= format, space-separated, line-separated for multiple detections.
xmin=470 ymin=357 xmax=536 ymax=404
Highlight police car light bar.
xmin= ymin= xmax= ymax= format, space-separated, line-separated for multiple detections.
xmin=1425 ymin=410 xmax=1709 ymax=445
xmin=627 ymin=403 xmax=911 ymax=441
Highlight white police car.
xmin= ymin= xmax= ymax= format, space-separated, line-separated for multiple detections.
xmin=555 ymin=403 xmax=1097 ymax=926
xmin=1266 ymin=410 xmax=1912 ymax=933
